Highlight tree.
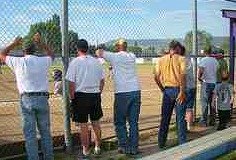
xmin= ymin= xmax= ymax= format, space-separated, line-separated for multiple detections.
xmin=128 ymin=46 xmax=142 ymax=54
xmin=220 ymin=37 xmax=230 ymax=56
xmin=24 ymin=14 xmax=79 ymax=56
xmin=184 ymin=30 xmax=213 ymax=54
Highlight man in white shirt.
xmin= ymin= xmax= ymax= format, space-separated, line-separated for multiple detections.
xmin=97 ymin=39 xmax=141 ymax=155
xmin=198 ymin=46 xmax=218 ymax=127
xmin=66 ymin=39 xmax=105 ymax=157
xmin=0 ymin=33 xmax=54 ymax=160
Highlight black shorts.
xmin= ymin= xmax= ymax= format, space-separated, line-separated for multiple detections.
xmin=70 ymin=92 xmax=103 ymax=123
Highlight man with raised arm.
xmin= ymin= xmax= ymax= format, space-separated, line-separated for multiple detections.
xmin=97 ymin=38 xmax=141 ymax=155
xmin=0 ymin=32 xmax=54 ymax=160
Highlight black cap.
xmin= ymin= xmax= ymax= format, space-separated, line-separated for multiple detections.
xmin=23 ymin=43 xmax=36 ymax=55
xmin=77 ymin=39 xmax=88 ymax=52
xmin=212 ymin=47 xmax=224 ymax=55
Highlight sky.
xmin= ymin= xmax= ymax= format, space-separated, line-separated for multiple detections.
xmin=0 ymin=0 xmax=236 ymax=46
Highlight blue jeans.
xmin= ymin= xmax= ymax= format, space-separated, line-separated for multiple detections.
xmin=158 ymin=87 xmax=187 ymax=147
xmin=200 ymin=83 xmax=216 ymax=124
xmin=20 ymin=95 xmax=54 ymax=160
xmin=185 ymin=88 xmax=196 ymax=109
xmin=114 ymin=91 xmax=141 ymax=153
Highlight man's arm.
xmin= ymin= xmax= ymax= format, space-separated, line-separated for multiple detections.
xmin=154 ymin=59 xmax=164 ymax=92
xmin=0 ymin=37 xmax=22 ymax=62
xmin=100 ymin=79 xmax=105 ymax=93
xmin=177 ymin=57 xmax=186 ymax=104
xmin=154 ymin=72 xmax=164 ymax=92
xmin=96 ymin=49 xmax=116 ymax=63
xmin=198 ymin=67 xmax=204 ymax=82
xmin=33 ymin=33 xmax=54 ymax=59
xmin=68 ymin=81 xmax=75 ymax=100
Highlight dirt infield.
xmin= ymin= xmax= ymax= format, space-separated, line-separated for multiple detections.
xmin=0 ymin=63 xmax=164 ymax=146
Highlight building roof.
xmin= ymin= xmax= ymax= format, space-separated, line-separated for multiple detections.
xmin=222 ymin=9 xmax=236 ymax=19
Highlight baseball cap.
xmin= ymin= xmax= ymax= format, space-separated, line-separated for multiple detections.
xmin=115 ymin=38 xmax=127 ymax=46
xmin=212 ymin=47 xmax=224 ymax=55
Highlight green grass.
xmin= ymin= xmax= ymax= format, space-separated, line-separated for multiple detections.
xmin=55 ymin=153 xmax=75 ymax=160
xmin=216 ymin=150 xmax=236 ymax=160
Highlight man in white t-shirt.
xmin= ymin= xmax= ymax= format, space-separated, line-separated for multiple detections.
xmin=0 ymin=33 xmax=54 ymax=160
xmin=198 ymin=47 xmax=218 ymax=127
xmin=66 ymin=39 xmax=105 ymax=157
xmin=97 ymin=39 xmax=141 ymax=155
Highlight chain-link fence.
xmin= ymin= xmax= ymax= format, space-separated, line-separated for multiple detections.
xmin=0 ymin=0 xmax=235 ymax=159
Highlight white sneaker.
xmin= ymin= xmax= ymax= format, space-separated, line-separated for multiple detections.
xmin=94 ymin=146 xmax=101 ymax=155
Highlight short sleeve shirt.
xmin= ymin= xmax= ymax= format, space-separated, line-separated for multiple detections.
xmin=103 ymin=51 xmax=140 ymax=93
xmin=216 ymin=82 xmax=233 ymax=110
xmin=198 ymin=57 xmax=218 ymax=83
xmin=66 ymin=55 xmax=105 ymax=93
xmin=155 ymin=54 xmax=186 ymax=87
xmin=5 ymin=55 xmax=52 ymax=94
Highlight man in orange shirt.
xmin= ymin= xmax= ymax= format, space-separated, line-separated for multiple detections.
xmin=154 ymin=40 xmax=186 ymax=148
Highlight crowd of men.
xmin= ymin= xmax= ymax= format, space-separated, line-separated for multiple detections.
xmin=0 ymin=32 xmax=233 ymax=160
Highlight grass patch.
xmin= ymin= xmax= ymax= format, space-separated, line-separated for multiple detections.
xmin=55 ymin=153 xmax=75 ymax=160
xmin=216 ymin=150 xmax=236 ymax=160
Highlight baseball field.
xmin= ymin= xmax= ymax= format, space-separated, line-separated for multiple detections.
xmin=0 ymin=62 xmax=202 ymax=146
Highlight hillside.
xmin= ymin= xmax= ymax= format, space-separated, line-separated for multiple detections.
xmin=104 ymin=36 xmax=227 ymax=48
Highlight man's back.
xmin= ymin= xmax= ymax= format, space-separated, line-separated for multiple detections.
xmin=156 ymin=54 xmax=186 ymax=87
xmin=198 ymin=57 xmax=218 ymax=83
xmin=6 ymin=55 xmax=52 ymax=93
xmin=103 ymin=51 xmax=140 ymax=93
xmin=66 ymin=55 xmax=104 ymax=93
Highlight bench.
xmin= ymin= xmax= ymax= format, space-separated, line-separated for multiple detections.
xmin=142 ymin=126 xmax=236 ymax=160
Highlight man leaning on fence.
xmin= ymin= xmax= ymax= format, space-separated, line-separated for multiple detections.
xmin=198 ymin=46 xmax=218 ymax=127
xmin=96 ymin=38 xmax=141 ymax=155
xmin=0 ymin=33 xmax=54 ymax=160
xmin=66 ymin=39 xmax=105 ymax=157
xmin=154 ymin=40 xmax=187 ymax=148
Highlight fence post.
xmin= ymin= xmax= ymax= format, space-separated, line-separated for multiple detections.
xmin=229 ymin=19 xmax=235 ymax=85
xmin=61 ymin=0 xmax=72 ymax=152
xmin=192 ymin=0 xmax=198 ymax=122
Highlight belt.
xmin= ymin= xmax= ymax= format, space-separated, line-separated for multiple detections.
xmin=21 ymin=92 xmax=49 ymax=97
xmin=164 ymin=86 xmax=179 ymax=89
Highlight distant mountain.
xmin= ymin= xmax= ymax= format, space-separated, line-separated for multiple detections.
xmin=212 ymin=36 xmax=228 ymax=47
xmin=104 ymin=37 xmax=227 ymax=48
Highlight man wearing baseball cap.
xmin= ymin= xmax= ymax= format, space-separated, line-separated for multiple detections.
xmin=0 ymin=32 xmax=54 ymax=160
xmin=97 ymin=38 xmax=141 ymax=155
